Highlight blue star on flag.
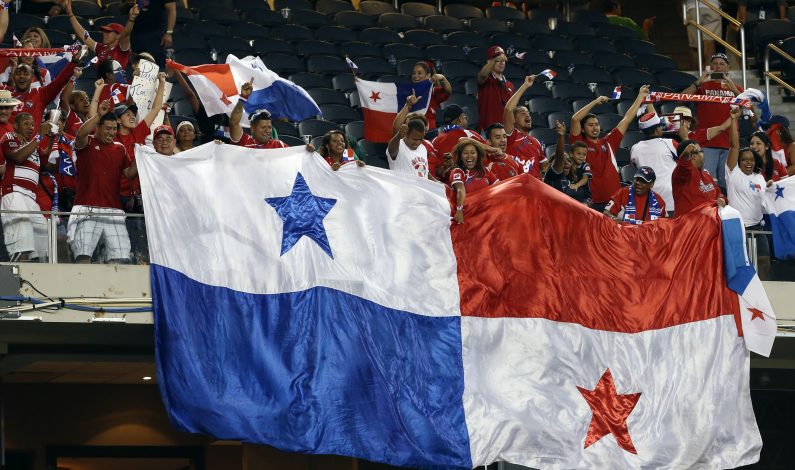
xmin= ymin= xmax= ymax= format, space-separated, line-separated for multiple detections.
xmin=266 ymin=173 xmax=337 ymax=258
xmin=775 ymin=184 xmax=785 ymax=200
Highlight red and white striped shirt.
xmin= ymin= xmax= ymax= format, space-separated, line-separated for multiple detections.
xmin=0 ymin=132 xmax=44 ymax=199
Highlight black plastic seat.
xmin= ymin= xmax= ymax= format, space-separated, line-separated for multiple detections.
xmin=231 ymin=22 xmax=272 ymax=42
xmin=383 ymin=43 xmax=423 ymax=61
xmin=445 ymin=31 xmax=489 ymax=48
xmin=299 ymin=119 xmax=341 ymax=138
xmin=528 ymin=128 xmax=559 ymax=147
xmin=402 ymin=29 xmax=444 ymax=48
xmin=613 ymin=69 xmax=656 ymax=87
xmin=315 ymin=0 xmax=354 ymax=15
xmin=528 ymin=7 xmax=563 ymax=22
xmin=469 ymin=18 xmax=510 ymax=35
xmin=357 ymin=140 xmax=389 ymax=167
xmin=272 ymin=24 xmax=314 ymax=41
xmin=199 ymin=6 xmax=241 ymax=25
xmin=359 ymin=27 xmax=402 ymax=46
xmin=573 ymin=37 xmax=616 ymax=53
xmin=574 ymin=9 xmax=609 ymax=26
xmin=359 ymin=1 xmax=396 ymax=16
xmin=655 ymin=70 xmax=697 ymax=90
xmin=443 ymin=4 xmax=485 ymax=20
xmin=345 ymin=121 xmax=366 ymax=142
xmin=378 ymin=13 xmax=421 ymax=32
xmin=546 ymin=111 xmax=574 ymax=129
xmin=486 ymin=6 xmax=525 ymax=21
xmin=355 ymin=57 xmax=395 ymax=78
xmin=595 ymin=23 xmax=639 ymax=41
xmin=172 ymin=49 xmax=213 ymax=66
xmin=263 ymin=53 xmax=306 ymax=74
xmin=400 ymin=2 xmax=437 ymax=18
xmin=490 ymin=33 xmax=532 ymax=52
xmin=528 ymin=97 xmax=569 ymax=117
xmin=615 ymin=39 xmax=656 ymax=56
xmin=344 ymin=42 xmax=383 ymax=59
xmin=439 ymin=61 xmax=481 ymax=83
xmin=634 ymin=53 xmax=677 ymax=73
xmin=511 ymin=20 xmax=550 ymax=36
xmin=424 ymin=45 xmax=468 ymax=62
xmin=568 ymin=65 xmax=613 ymax=85
xmin=260 ymin=39 xmax=294 ymax=55
xmin=289 ymin=73 xmax=334 ymax=90
xmin=273 ymin=120 xmax=299 ymax=137
xmin=307 ymin=88 xmax=348 ymax=106
xmin=620 ymin=130 xmax=645 ymax=149
xmin=334 ymin=11 xmax=375 ymax=30
xmin=592 ymin=52 xmax=635 ymax=72
xmin=320 ymin=104 xmax=362 ymax=124
xmin=295 ymin=40 xmax=338 ymax=58
xmin=315 ymin=26 xmax=358 ymax=43
xmin=572 ymin=98 xmax=615 ymax=115
xmin=552 ymin=83 xmax=592 ymax=102
xmin=306 ymin=55 xmax=349 ymax=74
xmin=554 ymin=51 xmax=593 ymax=68
xmin=71 ymin=2 xmax=103 ymax=18
xmin=275 ymin=0 xmax=314 ymax=11
xmin=424 ymin=15 xmax=466 ymax=34
xmin=242 ymin=8 xmax=286 ymax=27
xmin=332 ymin=73 xmax=357 ymax=93
xmin=596 ymin=113 xmax=624 ymax=132
xmin=289 ymin=9 xmax=330 ymax=28
xmin=534 ymin=35 xmax=573 ymax=52
xmin=208 ymin=36 xmax=253 ymax=53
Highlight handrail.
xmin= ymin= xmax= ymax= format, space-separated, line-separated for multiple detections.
xmin=684 ymin=2 xmax=747 ymax=89
xmin=764 ymin=43 xmax=795 ymax=98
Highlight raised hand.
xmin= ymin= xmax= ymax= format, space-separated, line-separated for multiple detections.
xmin=594 ymin=96 xmax=610 ymax=105
xmin=73 ymin=67 xmax=83 ymax=79
xmin=240 ymin=77 xmax=254 ymax=99
xmin=405 ymin=89 xmax=421 ymax=108
xmin=555 ymin=120 xmax=566 ymax=135
xmin=94 ymin=78 xmax=105 ymax=89
xmin=638 ymin=84 xmax=651 ymax=99
xmin=129 ymin=3 xmax=140 ymax=21
xmin=730 ymin=106 xmax=742 ymax=119
xmin=97 ymin=99 xmax=111 ymax=116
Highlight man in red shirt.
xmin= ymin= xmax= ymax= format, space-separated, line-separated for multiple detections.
xmin=570 ymin=84 xmax=650 ymax=212
xmin=477 ymin=46 xmax=515 ymax=131
xmin=0 ymin=113 xmax=55 ymax=261
xmin=68 ymin=99 xmax=138 ymax=263
xmin=681 ymin=53 xmax=743 ymax=191
xmin=65 ymin=0 xmax=137 ymax=69
xmin=605 ymin=166 xmax=667 ymax=224
xmin=672 ymin=139 xmax=727 ymax=218
xmin=504 ymin=75 xmax=548 ymax=178
xmin=484 ymin=123 xmax=523 ymax=180
xmin=431 ymin=105 xmax=494 ymax=158
xmin=153 ymin=125 xmax=176 ymax=156
xmin=230 ymin=80 xmax=289 ymax=149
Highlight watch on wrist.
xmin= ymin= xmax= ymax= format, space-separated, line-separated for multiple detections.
xmin=165 ymin=30 xmax=174 ymax=35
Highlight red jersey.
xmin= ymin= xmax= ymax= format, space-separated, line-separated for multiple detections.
xmin=233 ymin=133 xmax=288 ymax=149
xmin=426 ymin=85 xmax=450 ymax=131
xmin=477 ymin=74 xmax=514 ymax=130
xmin=506 ymin=130 xmax=547 ymax=179
xmin=94 ymin=42 xmax=132 ymax=70
xmin=65 ymin=111 xmax=84 ymax=136
xmin=431 ymin=126 xmax=486 ymax=158
xmin=672 ymin=158 xmax=723 ymax=217
xmin=0 ymin=132 xmax=46 ymax=199
xmin=606 ymin=186 xmax=667 ymax=222
xmin=3 ymin=62 xmax=77 ymax=132
xmin=75 ymin=135 xmax=130 ymax=209
xmin=99 ymin=83 xmax=130 ymax=107
xmin=485 ymin=153 xmax=523 ymax=180
xmin=569 ymin=129 xmax=623 ymax=204
xmin=448 ymin=167 xmax=498 ymax=194
xmin=115 ymin=121 xmax=151 ymax=197
xmin=694 ymin=80 xmax=743 ymax=149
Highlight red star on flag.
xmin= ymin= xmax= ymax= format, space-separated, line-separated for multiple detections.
xmin=220 ymin=93 xmax=232 ymax=106
xmin=749 ymin=308 xmax=765 ymax=321
xmin=577 ymin=368 xmax=641 ymax=454
xmin=369 ymin=91 xmax=381 ymax=103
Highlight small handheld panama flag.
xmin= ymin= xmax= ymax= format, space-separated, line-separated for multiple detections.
xmin=345 ymin=56 xmax=358 ymax=72
xmin=355 ymin=78 xmax=433 ymax=142
xmin=611 ymin=85 xmax=623 ymax=99
xmin=515 ymin=51 xmax=526 ymax=60
xmin=539 ymin=68 xmax=557 ymax=80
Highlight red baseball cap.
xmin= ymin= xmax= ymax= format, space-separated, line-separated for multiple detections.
xmin=100 ymin=23 xmax=125 ymax=34
xmin=487 ymin=46 xmax=505 ymax=60
xmin=154 ymin=125 xmax=174 ymax=137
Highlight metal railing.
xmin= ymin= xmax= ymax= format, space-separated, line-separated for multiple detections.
xmin=0 ymin=209 xmax=146 ymax=265
xmin=764 ymin=43 xmax=795 ymax=99
xmin=684 ymin=1 xmax=747 ymax=89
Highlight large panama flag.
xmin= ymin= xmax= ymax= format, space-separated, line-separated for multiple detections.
xmin=138 ymin=143 xmax=774 ymax=469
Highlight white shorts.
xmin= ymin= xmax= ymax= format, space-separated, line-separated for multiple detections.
xmin=1 ymin=192 xmax=49 ymax=260
xmin=66 ymin=205 xmax=130 ymax=261
xmin=686 ymin=6 xmax=722 ymax=48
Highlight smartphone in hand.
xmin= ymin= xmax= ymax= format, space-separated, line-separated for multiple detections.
xmin=710 ymin=72 xmax=726 ymax=80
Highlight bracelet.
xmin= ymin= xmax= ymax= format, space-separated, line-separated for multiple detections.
xmin=456 ymin=205 xmax=464 ymax=211
xmin=165 ymin=30 xmax=174 ymax=35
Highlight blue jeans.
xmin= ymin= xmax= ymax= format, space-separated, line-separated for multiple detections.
xmin=702 ymin=147 xmax=728 ymax=191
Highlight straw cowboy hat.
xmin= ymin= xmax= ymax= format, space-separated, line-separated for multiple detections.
xmin=0 ymin=90 xmax=22 ymax=107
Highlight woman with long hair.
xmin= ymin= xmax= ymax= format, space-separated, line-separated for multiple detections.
xmin=749 ymin=131 xmax=788 ymax=182
xmin=411 ymin=61 xmax=451 ymax=131
xmin=447 ymin=138 xmax=498 ymax=224
xmin=318 ymin=130 xmax=364 ymax=171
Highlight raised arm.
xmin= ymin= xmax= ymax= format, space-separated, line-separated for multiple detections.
xmin=387 ymin=124 xmax=407 ymax=160
xmin=503 ymin=75 xmax=535 ymax=135
xmin=88 ymin=78 xmax=106 ymax=118
xmin=705 ymin=114 xmax=734 ymax=141
xmin=5 ymin=123 xmax=53 ymax=164
xmin=616 ymin=85 xmax=650 ymax=135
xmin=570 ymin=96 xmax=609 ymax=137
xmin=391 ymin=90 xmax=420 ymax=135
xmin=551 ymin=121 xmax=566 ymax=172
xmin=477 ymin=56 xmax=498 ymax=85
xmin=681 ymin=70 xmax=711 ymax=95
xmin=59 ymin=67 xmax=82 ymax=115
xmin=162 ymin=1 xmax=177 ymax=48
xmin=76 ymin=100 xmax=110 ymax=150
xmin=64 ymin=0 xmax=97 ymax=50
xmin=230 ymin=78 xmax=253 ymax=143
xmin=172 ymin=69 xmax=201 ymax=114
xmin=119 ymin=3 xmax=139 ymax=52
xmin=726 ymin=107 xmax=742 ymax=171
xmin=41 ymin=55 xmax=80 ymax=105
xmin=142 ymin=72 xmax=167 ymax=127
xmin=431 ymin=73 xmax=452 ymax=95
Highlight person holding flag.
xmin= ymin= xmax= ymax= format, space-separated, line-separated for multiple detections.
xmin=503 ymin=75 xmax=548 ymax=179
xmin=64 ymin=0 xmax=137 ymax=69
xmin=319 ymin=130 xmax=365 ymax=170
xmin=230 ymin=79 xmax=288 ymax=150
xmin=477 ymin=46 xmax=515 ymax=130
xmin=570 ymin=85 xmax=651 ymax=212
xmin=411 ymin=61 xmax=451 ymax=132
xmin=95 ymin=60 xmax=131 ymax=107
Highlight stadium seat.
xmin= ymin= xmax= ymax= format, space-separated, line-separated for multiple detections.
xmin=333 ymin=73 xmax=357 ymax=92
xmin=260 ymin=39 xmax=294 ymax=55
xmin=359 ymin=27 xmax=402 ymax=46
xmin=569 ymin=65 xmax=612 ymax=85
xmin=613 ymin=69 xmax=656 ymax=87
xmin=403 ymin=29 xmax=444 ymax=48
xmin=520 ymin=81 xmax=554 ymax=98
xmin=486 ymin=6 xmax=525 ymax=21
xmin=615 ymin=100 xmax=634 ymax=116
xmin=620 ymin=163 xmax=636 ymax=184
xmin=552 ymin=83 xmax=592 ymax=102
xmin=515 ymin=50 xmax=552 ymax=65
xmin=382 ymin=43 xmax=423 ymax=61
xmin=299 ymin=119 xmax=341 ymax=137
xmin=307 ymin=88 xmax=349 ymax=106
xmin=534 ymin=35 xmax=574 ymax=52
xmin=546 ymin=111 xmax=574 ymax=129
xmin=273 ymin=120 xmax=300 ymax=137
xmin=309 ymin=135 xmax=326 ymax=150
xmin=281 ymin=135 xmax=307 ymax=146
xmin=264 ymin=53 xmax=306 ymax=74
xmin=307 ymin=55 xmax=349 ymax=74
xmin=334 ymin=11 xmax=375 ymax=30
xmin=289 ymin=9 xmax=330 ymax=28
xmin=573 ymin=37 xmax=616 ymax=53
xmin=593 ymin=52 xmax=635 ymax=72
xmin=180 ymin=18 xmax=229 ymax=37
xmin=171 ymin=99 xmax=195 ymax=118
xmin=172 ymin=49 xmax=213 ymax=66
xmin=528 ymin=97 xmax=569 ymax=116
xmin=275 ymin=0 xmax=314 ymax=12
xmin=528 ymin=128 xmax=559 ymax=147
xmin=296 ymin=40 xmax=338 ymax=58
xmin=443 ymin=4 xmax=485 ymax=20
xmin=46 ymin=30 xmax=76 ymax=47
xmin=231 ymin=22 xmax=272 ymax=42
xmin=73 ymin=77 xmax=95 ymax=95
xmin=199 ymin=6 xmax=241 ymax=25
xmin=45 ymin=15 xmax=84 ymax=33
xmin=511 ymin=20 xmax=550 ymax=36
xmin=349 ymin=92 xmax=361 ymax=108
xmin=554 ymin=21 xmax=595 ymax=40
xmin=425 ymin=45 xmax=468 ymax=62
xmin=572 ymin=98 xmax=615 ymax=115
xmin=315 ymin=0 xmax=354 ymax=15
xmin=595 ymin=23 xmax=638 ymax=41
xmin=660 ymin=102 xmax=687 ymax=114
xmin=615 ymin=147 xmax=631 ymax=166
xmin=359 ymin=1 xmax=397 ymax=17
xmin=655 ymin=70 xmax=697 ymax=90
xmin=315 ymin=26 xmax=358 ymax=43
xmin=355 ymin=58 xmax=395 ymax=78
xmin=358 ymin=140 xmax=389 ymax=167
xmin=615 ymin=39 xmax=656 ymax=56
xmin=620 ymin=131 xmax=645 ymax=149
xmin=528 ymin=7 xmax=563 ymax=22
xmin=242 ymin=8 xmax=286 ymax=27
xmin=378 ymin=13 xmax=421 ymax=32
xmin=490 ymin=33 xmax=532 ymax=52
xmin=439 ymin=61 xmax=481 ymax=83
xmin=554 ymin=51 xmax=593 ymax=68
xmin=442 ymin=93 xmax=478 ymax=112
xmin=464 ymin=78 xmax=479 ymax=96
xmin=320 ymin=104 xmax=362 ymax=124
xmin=573 ymin=9 xmax=609 ymax=26
xmin=377 ymin=74 xmax=401 ymax=83
xmin=208 ymin=36 xmax=253 ymax=54
xmin=469 ymin=18 xmax=510 ymax=35
xmin=635 ymin=54 xmax=677 ymax=73
xmin=346 ymin=121 xmax=366 ymax=142
xmin=290 ymin=73 xmax=334 ymax=90
xmin=400 ymin=2 xmax=437 ymax=18
xmin=397 ymin=59 xmax=417 ymax=77
xmin=345 ymin=42 xmax=383 ymax=59
xmin=445 ymin=31 xmax=489 ymax=48
xmin=91 ymin=15 xmax=124 ymax=30
xmin=424 ymin=15 xmax=466 ymax=34
xmin=70 ymin=1 xmax=103 ymax=18
xmin=272 ymin=24 xmax=314 ymax=41
xmin=596 ymin=113 xmax=624 ymax=132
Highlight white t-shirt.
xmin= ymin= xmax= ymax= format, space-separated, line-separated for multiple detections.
xmin=630 ymin=138 xmax=678 ymax=211
xmin=387 ymin=138 xmax=429 ymax=179
xmin=726 ymin=165 xmax=766 ymax=227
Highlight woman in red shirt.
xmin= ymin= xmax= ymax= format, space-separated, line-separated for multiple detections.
xmin=411 ymin=61 xmax=451 ymax=131
xmin=447 ymin=138 xmax=498 ymax=224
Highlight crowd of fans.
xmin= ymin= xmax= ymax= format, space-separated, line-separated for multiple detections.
xmin=0 ymin=0 xmax=792 ymax=278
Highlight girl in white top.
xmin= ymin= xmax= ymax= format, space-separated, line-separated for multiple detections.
xmin=726 ymin=106 xmax=772 ymax=279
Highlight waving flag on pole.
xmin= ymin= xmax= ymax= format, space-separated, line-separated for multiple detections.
xmin=166 ymin=54 xmax=320 ymax=126
xmin=355 ymin=78 xmax=432 ymax=142
xmin=766 ymin=176 xmax=795 ymax=258
xmin=139 ymin=144 xmax=772 ymax=469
